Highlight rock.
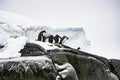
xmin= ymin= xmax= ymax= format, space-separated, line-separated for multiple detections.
xmin=55 ymin=63 xmax=79 ymax=80
xmin=20 ymin=43 xmax=47 ymax=56
xmin=0 ymin=56 xmax=58 ymax=80
xmin=48 ymin=49 xmax=118 ymax=80
xmin=0 ymin=43 xmax=119 ymax=80
xmin=109 ymin=59 xmax=120 ymax=79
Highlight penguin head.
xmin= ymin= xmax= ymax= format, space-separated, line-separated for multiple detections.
xmin=60 ymin=36 xmax=69 ymax=44
xmin=49 ymin=35 xmax=54 ymax=38
xmin=41 ymin=30 xmax=46 ymax=33
xmin=49 ymin=35 xmax=55 ymax=40
xmin=55 ymin=34 xmax=61 ymax=38
xmin=64 ymin=36 xmax=68 ymax=40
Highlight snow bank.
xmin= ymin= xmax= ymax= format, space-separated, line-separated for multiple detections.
xmin=0 ymin=36 xmax=28 ymax=59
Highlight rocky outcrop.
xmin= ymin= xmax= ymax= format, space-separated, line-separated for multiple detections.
xmin=48 ymin=49 xmax=119 ymax=80
xmin=0 ymin=43 xmax=120 ymax=80
xmin=0 ymin=56 xmax=58 ymax=80
xmin=20 ymin=43 xmax=46 ymax=56
xmin=109 ymin=59 xmax=120 ymax=79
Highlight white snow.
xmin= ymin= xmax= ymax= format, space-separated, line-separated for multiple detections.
xmin=55 ymin=63 xmax=79 ymax=80
xmin=50 ymin=28 xmax=91 ymax=52
xmin=0 ymin=35 xmax=64 ymax=59
xmin=0 ymin=10 xmax=90 ymax=59
xmin=28 ymin=40 xmax=62 ymax=50
xmin=0 ymin=36 xmax=28 ymax=59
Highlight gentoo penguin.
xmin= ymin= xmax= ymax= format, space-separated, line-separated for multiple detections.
xmin=47 ymin=35 xmax=55 ymax=43
xmin=59 ymin=36 xmax=68 ymax=45
xmin=37 ymin=30 xmax=46 ymax=42
xmin=54 ymin=34 xmax=61 ymax=44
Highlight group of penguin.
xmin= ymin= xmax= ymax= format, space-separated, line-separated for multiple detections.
xmin=37 ymin=30 xmax=69 ymax=45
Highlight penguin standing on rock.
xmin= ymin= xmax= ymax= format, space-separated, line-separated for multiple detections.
xmin=54 ymin=34 xmax=61 ymax=44
xmin=37 ymin=30 xmax=46 ymax=42
xmin=47 ymin=35 xmax=55 ymax=43
xmin=59 ymin=36 xmax=68 ymax=45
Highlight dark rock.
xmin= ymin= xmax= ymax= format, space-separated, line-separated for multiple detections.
xmin=0 ymin=57 xmax=58 ymax=80
xmin=109 ymin=59 xmax=120 ymax=79
xmin=49 ymin=50 xmax=118 ymax=80
xmin=63 ymin=49 xmax=110 ymax=69
xmin=0 ymin=43 xmax=119 ymax=80
xmin=20 ymin=43 xmax=47 ymax=56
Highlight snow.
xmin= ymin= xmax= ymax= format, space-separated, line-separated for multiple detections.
xmin=55 ymin=63 xmax=79 ymax=80
xmin=0 ymin=10 xmax=90 ymax=59
xmin=0 ymin=35 xmax=63 ymax=59
xmin=28 ymin=40 xmax=62 ymax=50
xmin=0 ymin=36 xmax=28 ymax=59
xmin=51 ymin=28 xmax=91 ymax=52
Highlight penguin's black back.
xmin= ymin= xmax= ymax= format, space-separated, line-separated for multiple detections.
xmin=38 ymin=30 xmax=46 ymax=41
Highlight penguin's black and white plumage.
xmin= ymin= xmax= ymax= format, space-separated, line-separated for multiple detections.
xmin=37 ymin=30 xmax=46 ymax=42
xmin=54 ymin=34 xmax=61 ymax=44
xmin=47 ymin=35 xmax=55 ymax=43
xmin=59 ymin=36 xmax=68 ymax=45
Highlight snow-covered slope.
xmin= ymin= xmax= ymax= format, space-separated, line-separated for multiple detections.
xmin=0 ymin=10 xmax=91 ymax=58
xmin=0 ymin=10 xmax=38 ymax=26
